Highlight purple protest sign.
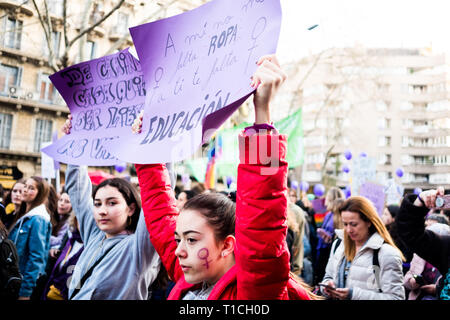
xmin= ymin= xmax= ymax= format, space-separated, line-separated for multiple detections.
xmin=105 ymin=0 xmax=282 ymax=164
xmin=359 ymin=182 xmax=386 ymax=217
xmin=41 ymin=48 xmax=145 ymax=166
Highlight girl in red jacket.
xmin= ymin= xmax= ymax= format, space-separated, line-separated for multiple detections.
xmin=134 ymin=55 xmax=315 ymax=300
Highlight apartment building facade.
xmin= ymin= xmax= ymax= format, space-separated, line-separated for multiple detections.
xmin=278 ymin=46 xmax=450 ymax=192
xmin=0 ymin=0 xmax=205 ymax=189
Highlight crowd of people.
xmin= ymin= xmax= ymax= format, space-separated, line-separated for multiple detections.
xmin=0 ymin=54 xmax=449 ymax=301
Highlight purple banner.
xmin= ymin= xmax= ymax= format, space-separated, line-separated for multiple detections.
xmin=105 ymin=0 xmax=282 ymax=164
xmin=41 ymin=48 xmax=145 ymax=165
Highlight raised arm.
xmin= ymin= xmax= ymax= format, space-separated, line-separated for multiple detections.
xmin=135 ymin=163 xmax=183 ymax=282
xmin=65 ymin=164 xmax=100 ymax=245
xmin=235 ymin=54 xmax=290 ymax=299
xmin=61 ymin=115 xmax=100 ymax=244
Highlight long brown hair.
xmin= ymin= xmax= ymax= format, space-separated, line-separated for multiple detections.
xmin=9 ymin=176 xmax=50 ymax=232
xmin=339 ymin=196 xmax=405 ymax=262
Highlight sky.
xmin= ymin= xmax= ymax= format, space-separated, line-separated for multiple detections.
xmin=278 ymin=0 xmax=450 ymax=62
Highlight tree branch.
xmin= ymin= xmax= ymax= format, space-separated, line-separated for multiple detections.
xmin=67 ymin=0 xmax=125 ymax=48
xmin=31 ymin=0 xmax=58 ymax=72
xmin=105 ymin=0 xmax=178 ymax=55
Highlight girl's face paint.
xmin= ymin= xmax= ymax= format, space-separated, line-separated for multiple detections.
xmin=197 ymin=248 xmax=211 ymax=269
xmin=174 ymin=209 xmax=224 ymax=285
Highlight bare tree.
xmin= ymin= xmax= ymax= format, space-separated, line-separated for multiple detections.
xmin=287 ymin=47 xmax=383 ymax=187
xmin=31 ymin=0 xmax=126 ymax=72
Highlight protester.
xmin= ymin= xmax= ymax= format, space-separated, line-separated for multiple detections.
xmin=41 ymin=212 xmax=84 ymax=300
xmin=60 ymin=117 xmax=162 ymax=299
xmin=289 ymin=188 xmax=298 ymax=204
xmin=7 ymin=177 xmax=52 ymax=299
xmin=176 ymin=190 xmax=197 ymax=211
xmin=315 ymin=187 xmax=345 ymax=284
xmin=0 ymin=220 xmax=22 ymax=300
xmin=296 ymin=193 xmax=318 ymax=276
xmin=321 ymin=196 xmax=405 ymax=300
xmin=60 ymin=163 xmax=161 ymax=299
xmin=1 ymin=179 xmax=25 ymax=230
xmin=49 ymin=190 xmax=73 ymax=259
xmin=287 ymin=202 xmax=307 ymax=276
xmin=404 ymin=222 xmax=450 ymax=300
xmin=425 ymin=213 xmax=450 ymax=226
xmin=397 ymin=187 xmax=450 ymax=300
xmin=134 ymin=55 xmax=315 ymax=300
xmin=382 ymin=204 xmax=413 ymax=273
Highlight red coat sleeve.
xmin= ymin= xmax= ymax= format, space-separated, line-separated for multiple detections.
xmin=135 ymin=163 xmax=183 ymax=282
xmin=235 ymin=133 xmax=290 ymax=300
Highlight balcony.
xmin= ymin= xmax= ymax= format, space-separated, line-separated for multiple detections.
xmin=0 ymin=46 xmax=45 ymax=66
xmin=0 ymin=0 xmax=34 ymax=16
xmin=0 ymin=86 xmax=68 ymax=114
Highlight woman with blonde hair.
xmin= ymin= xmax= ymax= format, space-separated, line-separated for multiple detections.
xmin=320 ymin=196 xmax=405 ymax=300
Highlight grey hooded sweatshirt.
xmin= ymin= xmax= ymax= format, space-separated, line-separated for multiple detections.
xmin=66 ymin=164 xmax=161 ymax=300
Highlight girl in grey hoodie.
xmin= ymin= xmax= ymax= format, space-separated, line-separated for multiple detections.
xmin=65 ymin=163 xmax=161 ymax=300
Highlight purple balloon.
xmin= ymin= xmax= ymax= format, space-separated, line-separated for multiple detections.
xmin=226 ymin=176 xmax=233 ymax=187
xmin=344 ymin=185 xmax=351 ymax=198
xmin=114 ymin=162 xmax=126 ymax=173
xmin=313 ymin=184 xmax=325 ymax=197
xmin=344 ymin=150 xmax=352 ymax=160
xmin=300 ymin=181 xmax=309 ymax=192
xmin=413 ymin=187 xmax=422 ymax=195
xmin=291 ymin=180 xmax=299 ymax=190
xmin=342 ymin=164 xmax=350 ymax=173
xmin=359 ymin=152 xmax=367 ymax=158
xmin=396 ymin=168 xmax=404 ymax=178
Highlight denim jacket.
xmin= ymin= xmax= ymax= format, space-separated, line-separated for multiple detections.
xmin=8 ymin=204 xmax=52 ymax=297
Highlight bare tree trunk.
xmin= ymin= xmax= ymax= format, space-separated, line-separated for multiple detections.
xmin=78 ymin=0 xmax=93 ymax=63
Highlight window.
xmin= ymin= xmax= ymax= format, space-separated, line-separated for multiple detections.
xmin=378 ymin=154 xmax=392 ymax=165
xmin=377 ymin=118 xmax=390 ymax=129
xmin=90 ymin=2 xmax=105 ymax=25
xmin=82 ymin=40 xmax=97 ymax=61
xmin=39 ymin=74 xmax=55 ymax=102
xmin=34 ymin=119 xmax=53 ymax=152
xmin=115 ymin=12 xmax=129 ymax=34
xmin=43 ymin=31 xmax=61 ymax=58
xmin=0 ymin=113 xmax=13 ymax=149
xmin=378 ymin=136 xmax=391 ymax=147
xmin=3 ymin=17 xmax=23 ymax=50
xmin=0 ymin=64 xmax=21 ymax=95
xmin=48 ymin=0 xmax=64 ymax=16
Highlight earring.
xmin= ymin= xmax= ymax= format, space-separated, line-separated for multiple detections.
xmin=222 ymin=252 xmax=226 ymax=257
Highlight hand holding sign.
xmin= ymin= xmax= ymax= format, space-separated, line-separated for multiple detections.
xmin=105 ymin=0 xmax=282 ymax=164
xmin=251 ymin=55 xmax=286 ymax=124
xmin=42 ymin=48 xmax=145 ymax=166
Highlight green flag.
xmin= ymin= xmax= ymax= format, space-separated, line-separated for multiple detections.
xmin=185 ymin=109 xmax=303 ymax=182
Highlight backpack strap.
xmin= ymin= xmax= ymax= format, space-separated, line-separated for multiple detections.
xmin=332 ymin=238 xmax=342 ymax=254
xmin=372 ymin=247 xmax=382 ymax=293
xmin=69 ymin=242 xmax=118 ymax=300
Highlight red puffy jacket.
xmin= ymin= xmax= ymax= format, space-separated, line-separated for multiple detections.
xmin=136 ymin=132 xmax=311 ymax=300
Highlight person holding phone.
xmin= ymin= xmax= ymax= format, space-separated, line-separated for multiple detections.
xmin=397 ymin=187 xmax=450 ymax=300
xmin=320 ymin=196 xmax=405 ymax=300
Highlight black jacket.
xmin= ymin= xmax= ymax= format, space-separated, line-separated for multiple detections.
xmin=397 ymin=194 xmax=450 ymax=277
